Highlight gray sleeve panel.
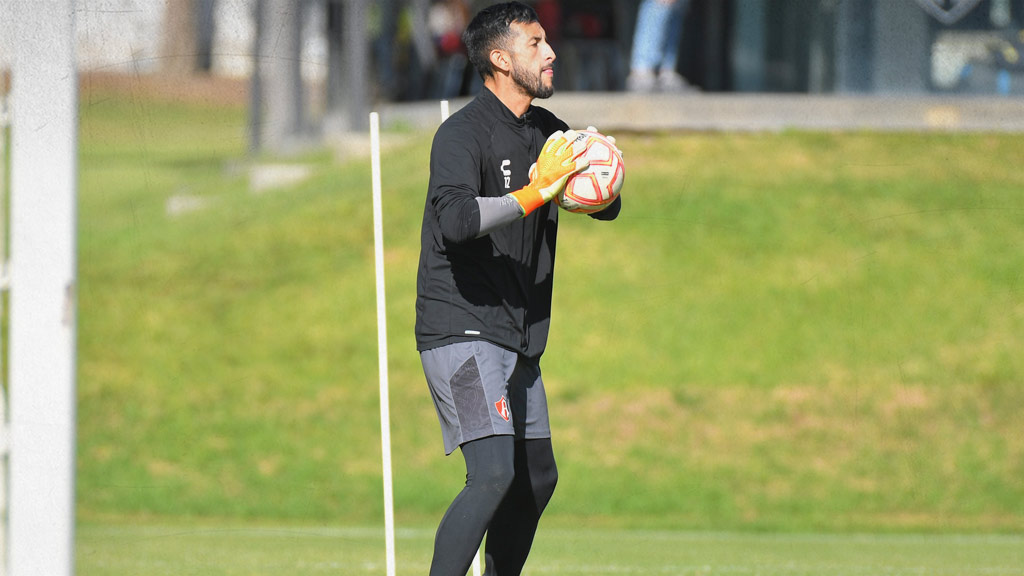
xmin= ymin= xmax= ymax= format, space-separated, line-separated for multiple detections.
xmin=475 ymin=195 xmax=525 ymax=238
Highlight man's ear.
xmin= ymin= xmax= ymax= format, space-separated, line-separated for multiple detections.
xmin=489 ymin=48 xmax=511 ymax=75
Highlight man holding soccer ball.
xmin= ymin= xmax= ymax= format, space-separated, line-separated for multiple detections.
xmin=415 ymin=2 xmax=621 ymax=575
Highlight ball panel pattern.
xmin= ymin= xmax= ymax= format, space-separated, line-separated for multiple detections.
xmin=557 ymin=130 xmax=624 ymax=214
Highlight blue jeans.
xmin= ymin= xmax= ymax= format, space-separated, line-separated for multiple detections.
xmin=630 ymin=0 xmax=687 ymax=73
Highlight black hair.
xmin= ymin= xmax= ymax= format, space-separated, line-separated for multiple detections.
xmin=462 ymin=2 xmax=539 ymax=80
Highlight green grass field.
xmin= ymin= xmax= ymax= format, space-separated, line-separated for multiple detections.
xmin=74 ymin=78 xmax=1024 ymax=569
xmin=77 ymin=522 xmax=1024 ymax=575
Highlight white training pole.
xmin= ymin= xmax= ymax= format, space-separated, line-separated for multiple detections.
xmin=438 ymin=99 xmax=479 ymax=576
xmin=7 ymin=2 xmax=78 ymax=575
xmin=0 ymin=90 xmax=8 ymax=576
xmin=370 ymin=112 xmax=396 ymax=576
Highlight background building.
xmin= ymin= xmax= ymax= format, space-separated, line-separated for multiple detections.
xmin=3 ymin=0 xmax=1022 ymax=105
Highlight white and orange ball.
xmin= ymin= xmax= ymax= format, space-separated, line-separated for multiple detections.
xmin=557 ymin=129 xmax=625 ymax=214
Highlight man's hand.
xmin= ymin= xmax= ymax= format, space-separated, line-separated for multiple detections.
xmin=509 ymin=130 xmax=589 ymax=217
xmin=586 ymin=125 xmax=622 ymax=157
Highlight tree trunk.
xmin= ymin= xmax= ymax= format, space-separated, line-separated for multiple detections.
xmin=161 ymin=0 xmax=198 ymax=76
xmin=258 ymin=0 xmax=306 ymax=153
xmin=343 ymin=0 xmax=369 ymax=131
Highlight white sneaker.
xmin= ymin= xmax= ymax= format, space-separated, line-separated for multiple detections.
xmin=658 ymin=71 xmax=696 ymax=93
xmin=626 ymin=69 xmax=657 ymax=93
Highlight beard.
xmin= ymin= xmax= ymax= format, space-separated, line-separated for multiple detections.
xmin=511 ymin=57 xmax=554 ymax=99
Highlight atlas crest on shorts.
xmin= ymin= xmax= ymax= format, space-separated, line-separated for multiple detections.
xmin=495 ymin=396 xmax=511 ymax=422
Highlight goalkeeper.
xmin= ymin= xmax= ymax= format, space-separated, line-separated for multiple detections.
xmin=414 ymin=3 xmax=621 ymax=575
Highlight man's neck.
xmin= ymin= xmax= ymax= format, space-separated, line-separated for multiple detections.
xmin=485 ymin=77 xmax=533 ymax=118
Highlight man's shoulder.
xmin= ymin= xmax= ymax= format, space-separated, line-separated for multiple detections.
xmin=434 ymin=98 xmax=491 ymax=144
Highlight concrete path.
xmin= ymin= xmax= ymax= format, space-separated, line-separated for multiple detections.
xmin=378 ymin=92 xmax=1024 ymax=133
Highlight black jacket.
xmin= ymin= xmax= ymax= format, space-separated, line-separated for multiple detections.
xmin=415 ymin=87 xmax=619 ymax=358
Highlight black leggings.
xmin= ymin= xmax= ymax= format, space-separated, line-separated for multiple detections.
xmin=429 ymin=435 xmax=558 ymax=576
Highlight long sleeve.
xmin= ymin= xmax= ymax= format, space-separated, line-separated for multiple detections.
xmin=588 ymin=195 xmax=622 ymax=220
xmin=427 ymin=128 xmax=483 ymax=244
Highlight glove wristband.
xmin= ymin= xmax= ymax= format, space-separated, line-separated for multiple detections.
xmin=508 ymin=186 xmax=545 ymax=217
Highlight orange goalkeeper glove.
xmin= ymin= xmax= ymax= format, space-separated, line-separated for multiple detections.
xmin=508 ymin=130 xmax=590 ymax=217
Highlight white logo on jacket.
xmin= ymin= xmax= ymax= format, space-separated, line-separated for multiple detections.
xmin=501 ymin=159 xmax=511 ymax=189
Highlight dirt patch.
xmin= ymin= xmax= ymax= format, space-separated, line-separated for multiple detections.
xmin=80 ymin=71 xmax=249 ymax=108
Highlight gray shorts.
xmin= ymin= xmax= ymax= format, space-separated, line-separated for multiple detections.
xmin=421 ymin=341 xmax=551 ymax=455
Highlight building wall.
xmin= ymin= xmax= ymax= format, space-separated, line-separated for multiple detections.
xmin=0 ymin=1 xmax=325 ymax=81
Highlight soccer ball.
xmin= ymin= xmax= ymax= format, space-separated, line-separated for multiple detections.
xmin=557 ymin=130 xmax=625 ymax=214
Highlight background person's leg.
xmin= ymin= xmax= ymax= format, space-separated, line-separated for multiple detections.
xmin=628 ymin=0 xmax=675 ymax=90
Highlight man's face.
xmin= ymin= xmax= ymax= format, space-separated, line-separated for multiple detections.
xmin=508 ymin=21 xmax=556 ymax=99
